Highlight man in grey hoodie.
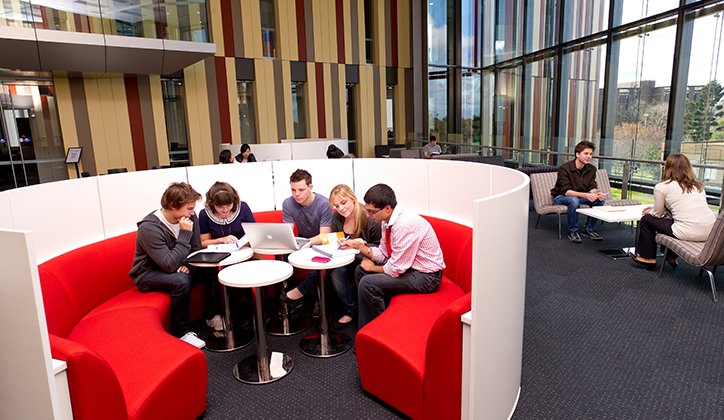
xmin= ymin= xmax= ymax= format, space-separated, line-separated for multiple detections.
xmin=129 ymin=182 xmax=219 ymax=348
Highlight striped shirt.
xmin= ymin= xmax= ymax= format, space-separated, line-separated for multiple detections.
xmin=371 ymin=207 xmax=445 ymax=277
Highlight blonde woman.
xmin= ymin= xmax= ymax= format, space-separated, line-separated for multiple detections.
xmin=630 ymin=154 xmax=716 ymax=269
xmin=281 ymin=184 xmax=381 ymax=327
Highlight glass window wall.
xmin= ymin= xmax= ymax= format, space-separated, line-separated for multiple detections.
xmin=292 ymin=82 xmax=307 ymax=139
xmin=260 ymin=0 xmax=277 ymax=58
xmin=346 ymin=84 xmax=358 ymax=157
xmin=237 ymin=81 xmax=257 ymax=144
xmin=162 ymin=79 xmax=190 ymax=167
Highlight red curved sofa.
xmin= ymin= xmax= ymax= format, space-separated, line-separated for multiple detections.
xmin=355 ymin=215 xmax=473 ymax=420
xmin=38 ymin=231 xmax=208 ymax=420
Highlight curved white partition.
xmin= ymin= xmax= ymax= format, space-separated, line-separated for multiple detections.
xmin=0 ymin=158 xmax=529 ymax=420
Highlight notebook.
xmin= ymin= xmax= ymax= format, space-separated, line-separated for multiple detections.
xmin=185 ymin=251 xmax=231 ymax=264
xmin=242 ymin=223 xmax=311 ymax=250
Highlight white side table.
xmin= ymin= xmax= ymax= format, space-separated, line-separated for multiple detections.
xmin=287 ymin=248 xmax=355 ymax=357
xmin=252 ymin=246 xmax=312 ymax=336
xmin=190 ymin=247 xmax=255 ymax=351
xmin=219 ymin=260 xmax=295 ymax=384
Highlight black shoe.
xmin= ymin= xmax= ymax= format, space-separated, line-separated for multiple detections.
xmin=332 ymin=316 xmax=355 ymax=331
xmin=581 ymin=227 xmax=603 ymax=241
xmin=666 ymin=259 xmax=679 ymax=270
xmin=279 ymin=292 xmax=296 ymax=304
xmin=568 ymin=231 xmax=582 ymax=244
xmin=629 ymin=252 xmax=656 ymax=269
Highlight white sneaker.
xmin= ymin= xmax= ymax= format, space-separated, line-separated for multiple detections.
xmin=206 ymin=315 xmax=224 ymax=331
xmin=180 ymin=332 xmax=206 ymax=349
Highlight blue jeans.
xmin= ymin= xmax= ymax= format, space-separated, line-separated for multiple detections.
xmin=553 ymin=195 xmax=605 ymax=232
xmin=327 ymin=253 xmax=364 ymax=318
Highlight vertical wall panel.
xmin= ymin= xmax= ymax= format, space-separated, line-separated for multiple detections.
xmin=358 ymin=65 xmax=374 ymax=157
xmin=214 ymin=57 xmax=232 ymax=144
xmin=296 ymin=0 xmax=308 ymax=61
xmin=184 ymin=62 xmax=215 ymax=165
xmin=390 ymin=0 xmax=398 ymax=67
xmin=277 ymin=0 xmax=291 ymax=60
xmin=374 ymin=0 xmax=386 ymax=66
xmin=336 ymin=0 xmax=346 ymax=64
xmin=306 ymin=61 xmax=319 ymax=138
xmin=254 ymin=59 xmax=279 ymax=143
xmin=205 ymin=58 xmax=222 ymax=151
xmin=326 ymin=0 xmax=337 ymax=64
xmin=136 ymin=76 xmax=160 ymax=168
xmin=149 ymin=75 xmax=170 ymax=166
xmin=353 ymin=0 xmax=364 ymax=65
xmin=53 ymin=75 xmax=82 ymax=178
xmin=220 ymin=0 xmax=236 ymax=57
xmin=209 ymin=0 xmax=225 ymax=56
xmin=395 ymin=67 xmax=406 ymax=144
xmin=226 ymin=57 xmax=242 ymax=145
xmin=110 ymin=75 xmax=136 ymax=171
xmin=312 ymin=0 xmax=324 ymax=63
xmin=231 ymin=0 xmax=245 ymax=57
xmin=397 ymin=0 xmax=410 ymax=68
xmin=343 ymin=0 xmax=353 ymax=64
xmin=124 ymin=76 xmax=148 ymax=170
xmin=273 ymin=60 xmax=287 ymax=140
xmin=330 ymin=63 xmax=341 ymax=138
xmin=83 ymin=78 xmax=109 ymax=174
xmin=282 ymin=61 xmax=295 ymax=140
xmin=323 ymin=63 xmax=334 ymax=137
xmin=337 ymin=64 xmax=347 ymax=139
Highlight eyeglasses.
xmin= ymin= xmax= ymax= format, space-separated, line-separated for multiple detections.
xmin=365 ymin=207 xmax=383 ymax=216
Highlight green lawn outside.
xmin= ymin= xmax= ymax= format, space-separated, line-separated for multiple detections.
xmin=610 ymin=188 xmax=719 ymax=213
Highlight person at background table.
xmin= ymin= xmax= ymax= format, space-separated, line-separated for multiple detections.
xmin=630 ymin=154 xmax=716 ymax=269
xmin=129 ymin=182 xmax=218 ymax=349
xmin=551 ymin=140 xmax=606 ymax=244
xmin=281 ymin=184 xmax=381 ymax=327
xmin=350 ymin=183 xmax=445 ymax=330
xmin=281 ymin=169 xmax=333 ymax=307
xmin=423 ymin=135 xmax=441 ymax=159
xmin=235 ymin=143 xmax=257 ymax=163
xmin=326 ymin=144 xmax=345 ymax=159
xmin=218 ymin=149 xmax=235 ymax=164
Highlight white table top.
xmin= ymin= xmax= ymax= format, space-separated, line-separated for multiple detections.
xmin=287 ymin=247 xmax=355 ymax=270
xmin=576 ymin=204 xmax=648 ymax=223
xmin=218 ymin=260 xmax=293 ymax=288
xmin=188 ymin=247 xmax=254 ymax=267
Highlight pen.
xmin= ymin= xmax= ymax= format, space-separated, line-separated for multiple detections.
xmin=337 ymin=234 xmax=351 ymax=250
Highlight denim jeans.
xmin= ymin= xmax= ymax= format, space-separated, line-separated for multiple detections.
xmin=354 ymin=265 xmax=442 ymax=330
xmin=136 ymin=266 xmax=218 ymax=337
xmin=553 ymin=195 xmax=605 ymax=232
xmin=327 ymin=253 xmax=364 ymax=318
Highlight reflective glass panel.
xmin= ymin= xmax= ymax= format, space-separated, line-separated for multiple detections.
xmin=524 ymin=0 xmax=557 ymax=54
xmin=461 ymin=70 xmax=481 ymax=148
xmin=346 ymin=84 xmax=358 ymax=157
xmin=428 ymin=66 xmax=448 ymax=140
xmin=162 ymin=79 xmax=189 ymax=167
xmin=494 ymin=0 xmax=524 ymax=63
xmin=493 ymin=68 xmax=523 ymax=160
xmin=260 ymin=0 xmax=276 ymax=57
xmin=559 ymin=45 xmax=606 ymax=144
xmin=386 ymin=86 xmax=395 ymax=144
xmin=612 ymin=25 xmax=675 ymax=179
xmin=620 ymin=0 xmax=679 ymax=26
xmin=462 ymin=0 xmax=482 ymax=67
xmin=237 ymin=81 xmax=256 ymax=144
xmin=292 ymin=83 xmax=307 ymax=138
xmin=522 ymin=57 xmax=556 ymax=164
xmin=682 ymin=3 xmax=724 ymax=189
xmin=428 ymin=0 xmax=448 ymax=65
xmin=562 ymin=0 xmax=609 ymax=43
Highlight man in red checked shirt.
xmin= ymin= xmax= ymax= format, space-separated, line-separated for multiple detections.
xmin=341 ymin=183 xmax=445 ymax=330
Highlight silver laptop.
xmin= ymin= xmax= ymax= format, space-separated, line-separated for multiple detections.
xmin=242 ymin=223 xmax=310 ymax=250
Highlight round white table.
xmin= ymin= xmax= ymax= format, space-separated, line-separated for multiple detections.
xmin=287 ymin=248 xmax=355 ymax=357
xmin=218 ymin=260 xmax=295 ymax=384
xmin=189 ymin=247 xmax=255 ymax=352
xmin=252 ymin=245 xmax=312 ymax=337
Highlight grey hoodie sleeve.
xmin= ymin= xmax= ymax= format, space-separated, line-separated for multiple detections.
xmin=137 ymin=222 xmax=194 ymax=273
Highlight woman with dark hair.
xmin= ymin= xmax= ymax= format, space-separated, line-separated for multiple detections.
xmin=630 ymin=154 xmax=716 ymax=269
xmin=235 ymin=143 xmax=257 ymax=163
xmin=326 ymin=144 xmax=345 ymax=159
xmin=218 ymin=149 xmax=234 ymax=164
xmin=199 ymin=182 xmax=255 ymax=248
xmin=198 ymin=182 xmax=256 ymax=330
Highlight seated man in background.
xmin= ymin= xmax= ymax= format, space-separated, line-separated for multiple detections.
xmin=348 ymin=183 xmax=445 ymax=329
xmin=551 ymin=140 xmax=606 ymax=244
xmin=423 ymin=135 xmax=442 ymax=158
xmin=280 ymin=169 xmax=333 ymax=302
xmin=129 ymin=182 xmax=219 ymax=349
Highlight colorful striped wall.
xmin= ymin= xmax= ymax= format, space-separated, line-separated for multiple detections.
xmin=53 ymin=0 xmax=413 ymax=174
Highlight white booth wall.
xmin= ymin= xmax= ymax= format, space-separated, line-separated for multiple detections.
xmin=0 ymin=158 xmax=529 ymax=420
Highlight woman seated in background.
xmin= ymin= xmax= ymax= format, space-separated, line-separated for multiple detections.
xmin=198 ymin=182 xmax=256 ymax=329
xmin=235 ymin=143 xmax=257 ymax=163
xmin=280 ymin=184 xmax=381 ymax=327
xmin=630 ymin=154 xmax=716 ymax=269
xmin=218 ymin=149 xmax=234 ymax=164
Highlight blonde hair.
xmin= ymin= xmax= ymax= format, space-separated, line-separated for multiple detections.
xmin=662 ymin=154 xmax=704 ymax=194
xmin=328 ymin=184 xmax=368 ymax=238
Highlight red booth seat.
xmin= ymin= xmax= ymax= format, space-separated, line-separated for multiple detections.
xmin=355 ymin=215 xmax=473 ymax=420
xmin=38 ymin=232 xmax=207 ymax=420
